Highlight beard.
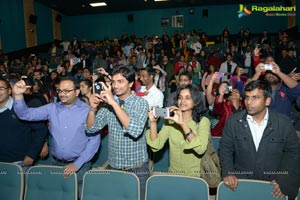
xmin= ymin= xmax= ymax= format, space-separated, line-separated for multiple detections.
xmin=266 ymin=78 xmax=280 ymax=85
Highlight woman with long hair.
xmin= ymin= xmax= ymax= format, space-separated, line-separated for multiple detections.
xmin=201 ymin=64 xmax=219 ymax=93
xmin=147 ymin=84 xmax=210 ymax=177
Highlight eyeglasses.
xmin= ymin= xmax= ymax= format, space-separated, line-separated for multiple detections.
xmin=0 ymin=87 xmax=9 ymax=91
xmin=56 ymin=89 xmax=76 ymax=94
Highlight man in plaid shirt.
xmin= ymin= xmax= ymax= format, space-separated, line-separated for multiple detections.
xmin=86 ymin=65 xmax=149 ymax=200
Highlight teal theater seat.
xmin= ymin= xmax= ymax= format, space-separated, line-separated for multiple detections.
xmin=24 ymin=165 xmax=77 ymax=200
xmin=0 ymin=162 xmax=24 ymax=200
xmin=145 ymin=175 xmax=209 ymax=200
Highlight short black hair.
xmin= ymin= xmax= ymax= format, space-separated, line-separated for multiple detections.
xmin=60 ymin=77 xmax=80 ymax=89
xmin=245 ymin=80 xmax=272 ymax=99
xmin=139 ymin=66 xmax=156 ymax=78
xmin=179 ymin=71 xmax=192 ymax=81
xmin=111 ymin=65 xmax=135 ymax=84
xmin=0 ymin=77 xmax=10 ymax=88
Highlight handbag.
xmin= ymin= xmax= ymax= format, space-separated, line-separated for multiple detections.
xmin=197 ymin=121 xmax=222 ymax=188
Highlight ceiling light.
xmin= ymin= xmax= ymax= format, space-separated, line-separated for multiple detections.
xmin=90 ymin=2 xmax=107 ymax=7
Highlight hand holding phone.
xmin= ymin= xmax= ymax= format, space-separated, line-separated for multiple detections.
xmin=153 ymin=107 xmax=174 ymax=118
xmin=22 ymin=78 xmax=34 ymax=86
xmin=264 ymin=64 xmax=273 ymax=71
xmin=94 ymin=82 xmax=103 ymax=94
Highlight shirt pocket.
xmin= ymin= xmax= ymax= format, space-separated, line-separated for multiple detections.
xmin=234 ymin=134 xmax=250 ymax=153
xmin=267 ymin=137 xmax=285 ymax=154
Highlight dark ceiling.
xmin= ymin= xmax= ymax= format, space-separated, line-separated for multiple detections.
xmin=36 ymin=0 xmax=283 ymax=16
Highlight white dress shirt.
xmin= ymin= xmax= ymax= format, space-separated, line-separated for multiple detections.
xmin=246 ymin=109 xmax=269 ymax=151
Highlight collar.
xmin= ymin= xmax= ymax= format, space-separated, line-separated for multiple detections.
xmin=246 ymin=108 xmax=269 ymax=125
xmin=6 ymin=96 xmax=13 ymax=110
xmin=146 ymin=84 xmax=156 ymax=92
xmin=0 ymin=96 xmax=13 ymax=113
xmin=114 ymin=92 xmax=136 ymax=105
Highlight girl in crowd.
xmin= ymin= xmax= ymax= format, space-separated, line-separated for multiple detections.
xmin=186 ymin=65 xmax=200 ymax=86
xmin=147 ymin=84 xmax=210 ymax=177
xmin=79 ymin=79 xmax=93 ymax=104
xmin=169 ymin=66 xmax=185 ymax=93
xmin=201 ymin=64 xmax=219 ymax=93
xmin=153 ymin=65 xmax=167 ymax=94
xmin=206 ymin=73 xmax=244 ymax=136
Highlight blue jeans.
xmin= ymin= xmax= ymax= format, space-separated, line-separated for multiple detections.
xmin=108 ymin=162 xmax=150 ymax=200
xmin=51 ymin=156 xmax=91 ymax=198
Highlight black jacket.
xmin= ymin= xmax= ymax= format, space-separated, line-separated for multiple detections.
xmin=219 ymin=110 xmax=300 ymax=198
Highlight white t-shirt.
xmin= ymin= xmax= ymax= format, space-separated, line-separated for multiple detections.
xmin=142 ymin=85 xmax=164 ymax=109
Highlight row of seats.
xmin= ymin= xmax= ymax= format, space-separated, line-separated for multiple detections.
xmin=0 ymin=162 xmax=294 ymax=200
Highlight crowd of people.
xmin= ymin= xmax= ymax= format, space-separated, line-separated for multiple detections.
xmin=0 ymin=28 xmax=300 ymax=199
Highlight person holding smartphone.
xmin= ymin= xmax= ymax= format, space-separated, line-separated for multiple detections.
xmin=147 ymin=84 xmax=210 ymax=178
xmin=86 ymin=65 xmax=150 ymax=200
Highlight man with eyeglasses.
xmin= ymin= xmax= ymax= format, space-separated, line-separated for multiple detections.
xmin=13 ymin=77 xmax=100 ymax=196
xmin=0 ymin=77 xmax=47 ymax=171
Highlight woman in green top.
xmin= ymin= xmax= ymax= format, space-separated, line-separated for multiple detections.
xmin=147 ymin=84 xmax=210 ymax=177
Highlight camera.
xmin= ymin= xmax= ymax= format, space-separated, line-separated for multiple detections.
xmin=153 ymin=107 xmax=175 ymax=118
xmin=71 ymin=57 xmax=81 ymax=65
xmin=94 ymin=82 xmax=103 ymax=94
xmin=264 ymin=64 xmax=273 ymax=71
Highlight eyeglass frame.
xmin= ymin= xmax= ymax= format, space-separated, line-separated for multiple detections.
xmin=56 ymin=89 xmax=77 ymax=94
xmin=0 ymin=87 xmax=9 ymax=91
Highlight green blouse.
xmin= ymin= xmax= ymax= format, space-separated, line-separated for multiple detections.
xmin=146 ymin=117 xmax=210 ymax=177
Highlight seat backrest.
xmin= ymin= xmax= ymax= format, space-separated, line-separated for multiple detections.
xmin=216 ymin=179 xmax=288 ymax=200
xmin=152 ymin=143 xmax=169 ymax=173
xmin=91 ymin=134 xmax=108 ymax=168
xmin=145 ymin=175 xmax=209 ymax=200
xmin=296 ymin=189 xmax=300 ymax=200
xmin=0 ymin=162 xmax=24 ymax=200
xmin=81 ymin=169 xmax=140 ymax=200
xmin=24 ymin=165 xmax=77 ymax=200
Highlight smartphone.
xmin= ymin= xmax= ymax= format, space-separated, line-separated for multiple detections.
xmin=71 ymin=57 xmax=81 ymax=64
xmin=153 ymin=107 xmax=174 ymax=118
xmin=243 ymin=68 xmax=249 ymax=74
xmin=264 ymin=64 xmax=273 ymax=71
xmin=22 ymin=78 xmax=34 ymax=86
xmin=217 ymin=72 xmax=225 ymax=78
xmin=94 ymin=82 xmax=103 ymax=94
xmin=225 ymin=86 xmax=233 ymax=92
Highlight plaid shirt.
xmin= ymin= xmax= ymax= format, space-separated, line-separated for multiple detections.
xmin=86 ymin=93 xmax=149 ymax=169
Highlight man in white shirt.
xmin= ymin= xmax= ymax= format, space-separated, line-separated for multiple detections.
xmin=190 ymin=37 xmax=202 ymax=55
xmin=139 ymin=67 xmax=164 ymax=109
xmin=60 ymin=39 xmax=71 ymax=55
xmin=219 ymin=80 xmax=300 ymax=199
xmin=219 ymin=53 xmax=237 ymax=82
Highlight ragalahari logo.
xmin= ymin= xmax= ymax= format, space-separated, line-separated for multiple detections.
xmin=237 ymin=4 xmax=252 ymax=18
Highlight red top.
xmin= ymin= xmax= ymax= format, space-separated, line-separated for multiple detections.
xmin=211 ymin=96 xmax=244 ymax=136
